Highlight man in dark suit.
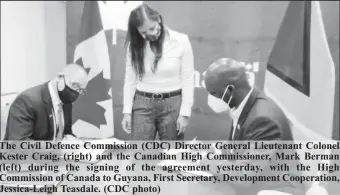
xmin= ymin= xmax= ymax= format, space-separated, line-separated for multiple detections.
xmin=199 ymin=58 xmax=306 ymax=195
xmin=4 ymin=64 xmax=88 ymax=140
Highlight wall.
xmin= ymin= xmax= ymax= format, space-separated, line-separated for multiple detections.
xmin=0 ymin=1 xmax=66 ymax=138
xmin=1 ymin=1 xmax=44 ymax=94
xmin=44 ymin=2 xmax=67 ymax=80
xmin=1 ymin=1 xmax=66 ymax=94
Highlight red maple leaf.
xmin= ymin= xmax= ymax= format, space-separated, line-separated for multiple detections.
xmin=72 ymin=67 xmax=111 ymax=128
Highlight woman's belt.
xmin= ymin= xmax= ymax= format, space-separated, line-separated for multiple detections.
xmin=135 ymin=89 xmax=182 ymax=99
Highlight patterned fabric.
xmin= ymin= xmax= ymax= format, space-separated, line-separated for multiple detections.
xmin=56 ymin=103 xmax=64 ymax=140
xmin=131 ymin=94 xmax=184 ymax=140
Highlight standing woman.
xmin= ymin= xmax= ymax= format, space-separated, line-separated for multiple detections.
xmin=121 ymin=4 xmax=194 ymax=140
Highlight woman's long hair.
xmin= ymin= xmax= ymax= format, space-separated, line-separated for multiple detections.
xmin=125 ymin=4 xmax=165 ymax=80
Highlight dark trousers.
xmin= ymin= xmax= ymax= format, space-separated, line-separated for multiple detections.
xmin=131 ymin=93 xmax=184 ymax=140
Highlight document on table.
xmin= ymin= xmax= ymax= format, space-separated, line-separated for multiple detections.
xmin=163 ymin=137 xmax=198 ymax=155
xmin=157 ymin=160 xmax=213 ymax=177
xmin=163 ymin=137 xmax=222 ymax=155
xmin=82 ymin=137 xmax=125 ymax=155
xmin=0 ymin=165 xmax=68 ymax=188
xmin=62 ymin=137 xmax=126 ymax=163
xmin=3 ymin=164 xmax=31 ymax=173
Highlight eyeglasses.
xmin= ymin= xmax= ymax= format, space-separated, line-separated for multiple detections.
xmin=63 ymin=77 xmax=86 ymax=95
xmin=73 ymin=88 xmax=86 ymax=95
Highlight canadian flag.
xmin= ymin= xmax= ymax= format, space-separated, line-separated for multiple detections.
xmin=265 ymin=1 xmax=336 ymax=140
xmin=70 ymin=1 xmax=114 ymax=138
xmin=69 ymin=1 xmax=144 ymax=139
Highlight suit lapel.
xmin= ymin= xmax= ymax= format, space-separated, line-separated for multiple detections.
xmin=42 ymin=82 xmax=55 ymax=137
xmin=233 ymin=88 xmax=259 ymax=140
xmin=63 ymin=104 xmax=72 ymax=133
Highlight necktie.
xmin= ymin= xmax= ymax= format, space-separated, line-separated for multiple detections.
xmin=56 ymin=104 xmax=64 ymax=140
xmin=232 ymin=121 xmax=237 ymax=140
xmin=230 ymin=119 xmax=236 ymax=154
xmin=228 ymin=119 xmax=234 ymax=141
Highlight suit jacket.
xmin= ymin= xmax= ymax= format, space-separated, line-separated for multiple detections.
xmin=229 ymin=87 xmax=294 ymax=141
xmin=4 ymin=82 xmax=74 ymax=140
xmin=214 ymin=87 xmax=306 ymax=195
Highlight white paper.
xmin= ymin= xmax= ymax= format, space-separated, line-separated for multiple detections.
xmin=62 ymin=137 xmax=125 ymax=163
xmin=0 ymin=166 xmax=68 ymax=187
xmin=163 ymin=138 xmax=222 ymax=155
xmin=163 ymin=137 xmax=197 ymax=154
xmin=87 ymin=137 xmax=125 ymax=145
xmin=81 ymin=138 xmax=126 ymax=161
xmin=158 ymin=160 xmax=213 ymax=177
xmin=258 ymin=190 xmax=296 ymax=195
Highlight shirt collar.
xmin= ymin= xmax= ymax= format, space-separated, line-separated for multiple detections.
xmin=230 ymin=87 xmax=254 ymax=120
xmin=145 ymin=26 xmax=179 ymax=52
xmin=48 ymin=80 xmax=62 ymax=106
xmin=145 ymin=26 xmax=173 ymax=46
xmin=166 ymin=26 xmax=173 ymax=39
xmin=164 ymin=26 xmax=181 ymax=41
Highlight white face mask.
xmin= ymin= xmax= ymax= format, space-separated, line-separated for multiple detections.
xmin=208 ymin=85 xmax=233 ymax=113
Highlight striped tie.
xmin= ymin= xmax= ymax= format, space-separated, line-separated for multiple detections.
xmin=56 ymin=103 xmax=64 ymax=140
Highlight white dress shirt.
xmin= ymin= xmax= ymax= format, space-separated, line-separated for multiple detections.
xmin=123 ymin=28 xmax=194 ymax=117
xmin=230 ymin=87 xmax=254 ymax=140
xmin=48 ymin=81 xmax=64 ymax=140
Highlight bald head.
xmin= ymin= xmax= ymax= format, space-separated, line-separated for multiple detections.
xmin=62 ymin=63 xmax=88 ymax=79
xmin=57 ymin=64 xmax=89 ymax=95
xmin=204 ymin=58 xmax=250 ymax=105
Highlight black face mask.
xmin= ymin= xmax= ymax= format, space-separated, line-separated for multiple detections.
xmin=146 ymin=33 xmax=159 ymax=42
xmin=58 ymin=77 xmax=79 ymax=104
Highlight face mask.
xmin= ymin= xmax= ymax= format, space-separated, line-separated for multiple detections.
xmin=207 ymin=85 xmax=233 ymax=113
xmin=58 ymin=77 xmax=79 ymax=104
xmin=145 ymin=24 xmax=161 ymax=42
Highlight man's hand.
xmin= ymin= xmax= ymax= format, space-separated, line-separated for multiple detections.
xmin=63 ymin=134 xmax=78 ymax=141
xmin=177 ymin=115 xmax=189 ymax=135
xmin=121 ymin=113 xmax=132 ymax=134
xmin=61 ymin=135 xmax=84 ymax=155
